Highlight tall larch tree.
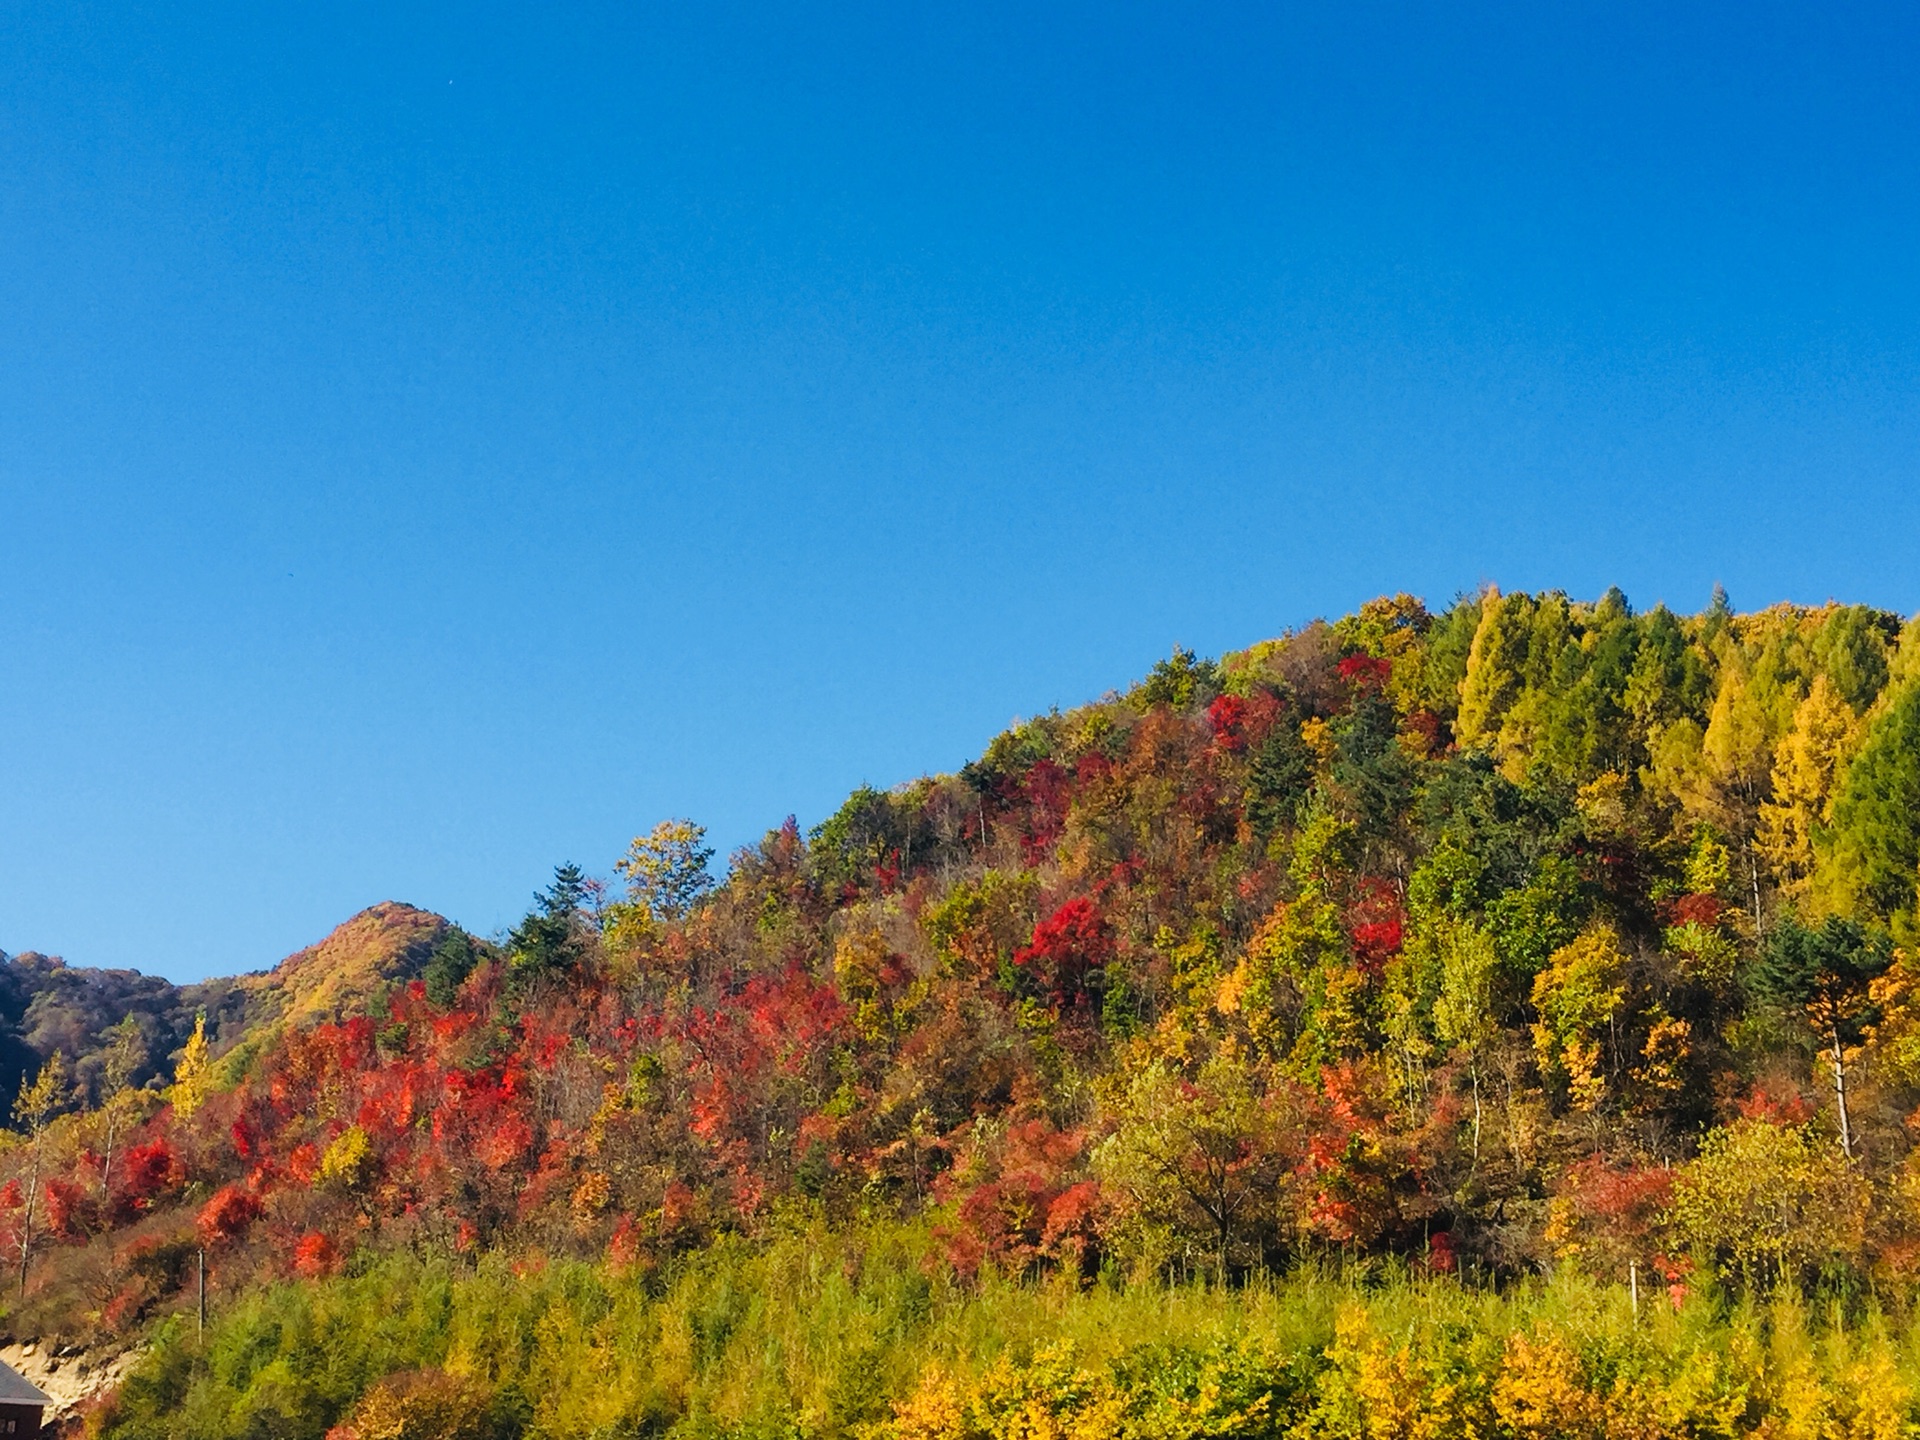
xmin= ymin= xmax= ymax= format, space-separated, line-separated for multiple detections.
xmin=1757 ymin=675 xmax=1860 ymax=900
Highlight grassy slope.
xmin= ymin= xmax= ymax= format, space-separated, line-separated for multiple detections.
xmin=104 ymin=1219 xmax=1920 ymax=1439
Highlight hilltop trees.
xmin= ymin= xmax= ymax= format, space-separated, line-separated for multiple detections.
xmin=420 ymin=928 xmax=480 ymax=1008
xmin=613 ymin=820 xmax=715 ymax=924
xmin=506 ymin=864 xmax=596 ymax=988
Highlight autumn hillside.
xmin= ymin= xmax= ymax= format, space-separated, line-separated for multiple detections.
xmin=7 ymin=586 xmax=1920 ymax=1439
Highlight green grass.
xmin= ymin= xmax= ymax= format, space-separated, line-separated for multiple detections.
xmin=97 ymin=1219 xmax=1920 ymax=1439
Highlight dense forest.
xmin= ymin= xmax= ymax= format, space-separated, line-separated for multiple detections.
xmin=8 ymin=586 xmax=1920 ymax=1438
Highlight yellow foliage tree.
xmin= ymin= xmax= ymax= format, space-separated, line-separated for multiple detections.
xmin=1669 ymin=1118 xmax=1868 ymax=1289
xmin=622 ymin=819 xmax=712 ymax=916
xmin=1310 ymin=1304 xmax=1496 ymax=1440
xmin=332 ymin=1367 xmax=500 ymax=1440
xmin=1700 ymin=661 xmax=1776 ymax=914
xmin=1093 ymin=1049 xmax=1297 ymax=1280
xmin=1455 ymin=587 xmax=1531 ymax=755
xmin=1865 ymin=953 xmax=1920 ymax=1088
xmin=834 ymin=920 xmax=912 ymax=1041
xmin=1334 ymin=592 xmax=1432 ymax=713
xmin=1757 ymin=674 xmax=1860 ymax=898
xmin=888 ymin=1344 xmax=1133 ymax=1440
xmin=11 ymin=1053 xmax=65 ymax=1297
xmin=318 ymin=1124 xmax=373 ymax=1191
xmin=170 ymin=1012 xmax=212 ymax=1119
xmin=605 ymin=820 xmax=715 ymax=953
xmin=1530 ymin=929 xmax=1627 ymax=1112
xmin=1491 ymin=1332 xmax=1608 ymax=1440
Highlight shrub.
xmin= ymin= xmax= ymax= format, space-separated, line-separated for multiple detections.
xmin=1668 ymin=1118 xmax=1868 ymax=1288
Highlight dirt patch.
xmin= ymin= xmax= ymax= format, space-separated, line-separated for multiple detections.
xmin=0 ymin=1341 xmax=141 ymax=1425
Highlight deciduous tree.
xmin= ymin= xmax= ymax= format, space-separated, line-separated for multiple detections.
xmin=1749 ymin=915 xmax=1892 ymax=1158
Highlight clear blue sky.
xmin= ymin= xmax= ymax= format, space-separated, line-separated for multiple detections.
xmin=3 ymin=3 xmax=1917 ymax=982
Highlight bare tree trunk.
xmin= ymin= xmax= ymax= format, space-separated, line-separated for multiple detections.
xmin=1832 ymin=1025 xmax=1854 ymax=1159
xmin=17 ymin=1146 xmax=38 ymax=1299
xmin=101 ymin=1105 xmax=119 ymax=1201
xmin=1503 ymin=1058 xmax=1525 ymax=1170
xmin=1470 ymin=1062 xmax=1483 ymax=1170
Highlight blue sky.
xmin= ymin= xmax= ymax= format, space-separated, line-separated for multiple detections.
xmin=3 ymin=2 xmax=1917 ymax=982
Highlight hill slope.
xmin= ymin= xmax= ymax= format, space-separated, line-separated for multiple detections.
xmin=7 ymin=587 xmax=1920 ymax=1438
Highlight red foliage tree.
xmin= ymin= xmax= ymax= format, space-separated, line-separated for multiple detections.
xmin=292 ymin=1231 xmax=338 ymax=1278
xmin=1346 ymin=879 xmax=1405 ymax=973
xmin=1738 ymin=1083 xmax=1816 ymax=1126
xmin=197 ymin=1184 xmax=263 ymax=1246
xmin=1074 ymin=751 xmax=1113 ymax=786
xmin=114 ymin=1138 xmax=186 ymax=1220
xmin=1039 ymin=1181 xmax=1105 ymax=1278
xmin=1207 ymin=694 xmax=1251 ymax=750
xmin=937 ymin=1120 xmax=1098 ymax=1280
xmin=1551 ymin=1156 xmax=1675 ymax=1278
xmin=1019 ymin=760 xmax=1072 ymax=863
xmin=1302 ymin=1063 xmax=1406 ymax=1247
xmin=1337 ymin=654 xmax=1392 ymax=693
xmin=1014 ymin=899 xmax=1112 ymax=1010
xmin=1667 ymin=892 xmax=1726 ymax=928
xmin=41 ymin=1178 xmax=91 ymax=1244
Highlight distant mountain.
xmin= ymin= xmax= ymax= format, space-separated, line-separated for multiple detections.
xmin=231 ymin=901 xmax=450 ymax=1031
xmin=0 ymin=901 xmax=450 ymax=1115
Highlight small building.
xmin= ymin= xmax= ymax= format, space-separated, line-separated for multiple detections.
xmin=0 ymin=1361 xmax=49 ymax=1437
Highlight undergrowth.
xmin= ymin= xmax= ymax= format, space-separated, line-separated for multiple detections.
xmin=99 ymin=1217 xmax=1920 ymax=1439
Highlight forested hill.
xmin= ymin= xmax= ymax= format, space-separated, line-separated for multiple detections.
xmin=11 ymin=587 xmax=1920 ymax=1439
xmin=0 ymin=902 xmax=448 ymax=1117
